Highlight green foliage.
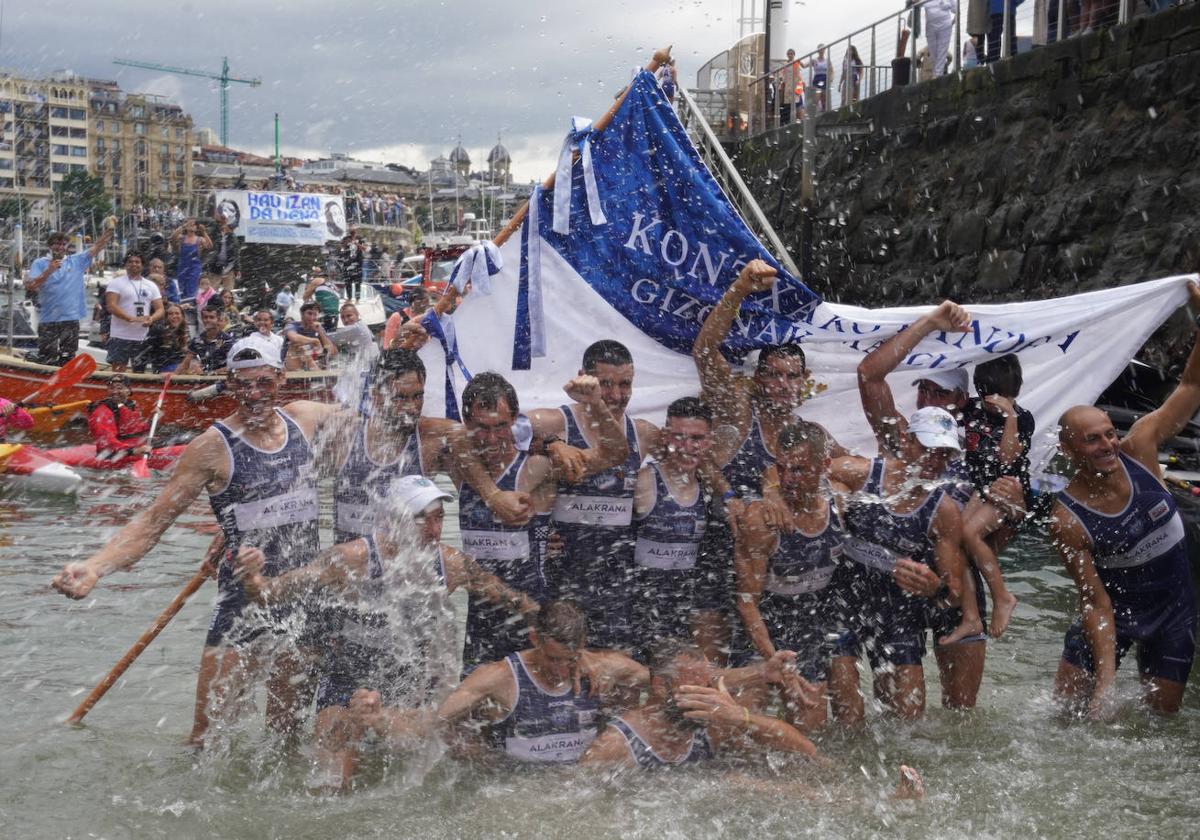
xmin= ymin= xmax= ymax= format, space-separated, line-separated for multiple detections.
xmin=55 ymin=171 xmax=113 ymax=232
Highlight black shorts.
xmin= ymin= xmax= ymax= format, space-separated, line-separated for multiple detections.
xmin=828 ymin=562 xmax=928 ymax=670
xmin=105 ymin=337 xmax=143 ymax=366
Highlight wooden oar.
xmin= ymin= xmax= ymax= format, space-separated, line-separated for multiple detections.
xmin=20 ymin=354 xmax=97 ymax=405
xmin=131 ymin=372 xmax=172 ymax=479
xmin=66 ymin=533 xmax=224 ymax=726
xmin=27 ymin=400 xmax=90 ymax=416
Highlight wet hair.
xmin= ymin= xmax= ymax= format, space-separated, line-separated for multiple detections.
xmin=974 ymin=354 xmax=1023 ymax=399
xmin=581 ymin=339 xmax=633 ymax=373
xmin=534 ymin=600 xmax=588 ymax=648
xmin=462 ymin=371 xmax=519 ymax=422
xmin=47 ymin=231 xmax=68 ymax=246
xmin=646 ymin=639 xmax=706 ymax=680
xmin=299 ymin=302 xmax=319 ymax=315
xmin=108 ymin=374 xmax=129 ymax=387
xmin=775 ymin=420 xmax=828 ymax=458
xmin=666 ymin=396 xmax=712 ymax=426
xmin=755 ymin=344 xmax=807 ymax=377
xmin=375 ymin=348 xmax=426 ymax=385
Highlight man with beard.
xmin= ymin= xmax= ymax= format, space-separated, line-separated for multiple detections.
xmin=691 ymin=259 xmax=846 ymax=660
xmin=52 ymin=336 xmax=342 ymax=747
xmin=452 ymin=372 xmax=626 ymax=672
xmin=527 ymin=340 xmax=661 ymax=651
xmin=1051 ymin=281 xmax=1200 ymax=719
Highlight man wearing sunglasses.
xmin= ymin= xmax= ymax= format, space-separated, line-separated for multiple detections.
xmin=52 ymin=335 xmax=343 ymax=748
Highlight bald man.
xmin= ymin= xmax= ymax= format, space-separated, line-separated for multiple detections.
xmin=1050 ymin=281 xmax=1200 ymax=719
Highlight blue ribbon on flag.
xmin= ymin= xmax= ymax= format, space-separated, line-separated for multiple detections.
xmin=514 ymin=185 xmax=546 ymax=370
xmin=421 ymin=310 xmax=472 ymax=420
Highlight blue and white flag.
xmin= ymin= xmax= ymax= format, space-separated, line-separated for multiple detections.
xmin=513 ymin=71 xmax=822 ymax=369
xmin=421 ymin=70 xmax=1197 ymax=474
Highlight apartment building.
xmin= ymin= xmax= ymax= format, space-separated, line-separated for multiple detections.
xmin=0 ymin=73 xmax=91 ymax=210
xmin=89 ymin=79 xmax=192 ymax=212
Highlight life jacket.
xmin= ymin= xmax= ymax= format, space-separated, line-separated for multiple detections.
xmin=88 ymin=398 xmax=147 ymax=441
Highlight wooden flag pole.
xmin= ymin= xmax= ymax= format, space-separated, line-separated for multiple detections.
xmin=491 ymin=46 xmax=673 ymax=249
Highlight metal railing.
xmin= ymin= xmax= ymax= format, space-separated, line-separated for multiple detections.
xmin=721 ymin=0 xmax=1175 ymax=138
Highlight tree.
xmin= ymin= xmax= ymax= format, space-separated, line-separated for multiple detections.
xmin=55 ymin=171 xmax=113 ymax=233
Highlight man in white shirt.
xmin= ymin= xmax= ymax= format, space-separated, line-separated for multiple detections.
xmin=104 ymin=252 xmax=164 ymax=372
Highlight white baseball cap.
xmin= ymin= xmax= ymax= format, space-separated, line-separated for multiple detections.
xmin=228 ymin=335 xmax=284 ymax=370
xmin=911 ymin=367 xmax=969 ymax=395
xmin=391 ymin=475 xmax=455 ymax=516
xmin=908 ymin=407 xmax=962 ymax=451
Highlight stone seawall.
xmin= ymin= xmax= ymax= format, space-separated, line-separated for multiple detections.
xmin=733 ymin=3 xmax=1200 ymax=363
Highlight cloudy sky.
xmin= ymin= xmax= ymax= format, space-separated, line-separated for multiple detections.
xmin=1 ymin=0 xmax=901 ymax=180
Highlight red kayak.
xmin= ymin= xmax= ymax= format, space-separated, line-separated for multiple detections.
xmin=43 ymin=443 xmax=187 ymax=472
xmin=0 ymin=443 xmax=83 ymax=494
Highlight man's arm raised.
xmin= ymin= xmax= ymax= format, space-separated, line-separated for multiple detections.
xmin=857 ymin=300 xmax=970 ymax=454
xmin=693 ymin=259 xmax=776 ymax=436
xmin=1123 ymin=282 xmax=1200 ymax=475
xmin=51 ymin=431 xmax=221 ymax=599
xmin=563 ymin=375 xmax=629 ymax=477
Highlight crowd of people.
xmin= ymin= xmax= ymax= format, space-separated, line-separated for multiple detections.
xmin=770 ymin=0 xmax=1174 ymax=125
xmin=46 ymin=260 xmax=1198 ymax=795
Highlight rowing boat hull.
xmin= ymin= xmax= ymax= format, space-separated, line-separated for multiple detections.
xmin=0 ymin=354 xmax=338 ymax=436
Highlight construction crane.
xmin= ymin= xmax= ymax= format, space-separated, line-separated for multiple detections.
xmin=112 ymin=56 xmax=261 ymax=146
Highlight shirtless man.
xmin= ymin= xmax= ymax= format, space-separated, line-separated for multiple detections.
xmin=52 ymin=337 xmax=342 ymax=746
xmin=526 ymin=340 xmax=660 ymax=651
xmin=827 ymin=408 xmax=966 ymax=722
xmin=452 ymin=372 xmax=625 ymax=672
xmin=438 ymin=599 xmax=648 ymax=765
xmin=1051 ymin=281 xmax=1200 ymax=719
xmin=236 ymin=474 xmax=541 ymax=792
xmin=692 ymin=259 xmax=846 ymax=659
